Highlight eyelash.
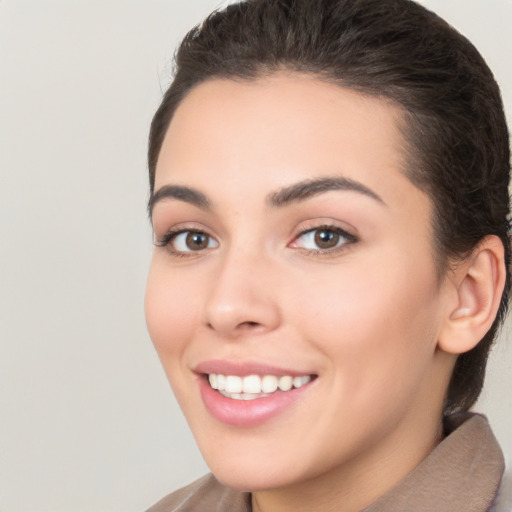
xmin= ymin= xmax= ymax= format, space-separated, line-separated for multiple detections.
xmin=155 ymin=228 xmax=216 ymax=258
xmin=155 ymin=224 xmax=357 ymax=258
xmin=292 ymin=224 xmax=357 ymax=256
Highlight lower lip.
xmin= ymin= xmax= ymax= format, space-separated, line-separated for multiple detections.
xmin=198 ymin=376 xmax=313 ymax=427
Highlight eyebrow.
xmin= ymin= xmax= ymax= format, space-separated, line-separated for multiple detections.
xmin=148 ymin=175 xmax=385 ymax=218
xmin=148 ymin=184 xmax=210 ymax=218
xmin=267 ymin=176 xmax=385 ymax=207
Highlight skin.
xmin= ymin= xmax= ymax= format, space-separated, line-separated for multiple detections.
xmin=145 ymin=74 xmax=495 ymax=512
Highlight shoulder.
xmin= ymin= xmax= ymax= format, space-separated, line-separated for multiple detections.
xmin=146 ymin=474 xmax=251 ymax=512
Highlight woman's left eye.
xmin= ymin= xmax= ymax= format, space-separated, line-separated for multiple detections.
xmin=291 ymin=226 xmax=355 ymax=252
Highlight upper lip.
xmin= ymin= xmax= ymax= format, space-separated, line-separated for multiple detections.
xmin=194 ymin=359 xmax=316 ymax=377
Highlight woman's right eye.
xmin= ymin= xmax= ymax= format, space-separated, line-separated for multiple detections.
xmin=158 ymin=230 xmax=219 ymax=254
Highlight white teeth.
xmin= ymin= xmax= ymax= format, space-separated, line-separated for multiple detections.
xmin=208 ymin=374 xmax=218 ymax=390
xmin=261 ymin=375 xmax=278 ymax=393
xmin=278 ymin=375 xmax=293 ymax=391
xmin=242 ymin=375 xmax=261 ymax=394
xmin=208 ymin=373 xmax=312 ymax=399
xmin=225 ymin=375 xmax=243 ymax=393
xmin=219 ymin=390 xmax=265 ymax=400
xmin=217 ymin=374 xmax=226 ymax=391
xmin=241 ymin=393 xmax=262 ymax=400
xmin=293 ymin=376 xmax=310 ymax=388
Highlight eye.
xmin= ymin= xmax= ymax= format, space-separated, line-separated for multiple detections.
xmin=157 ymin=229 xmax=219 ymax=254
xmin=291 ymin=226 xmax=355 ymax=252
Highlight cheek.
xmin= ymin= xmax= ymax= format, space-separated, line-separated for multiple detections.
xmin=144 ymin=260 xmax=200 ymax=363
xmin=294 ymin=252 xmax=441 ymax=398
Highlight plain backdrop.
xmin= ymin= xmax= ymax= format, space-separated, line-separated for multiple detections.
xmin=0 ymin=1 xmax=511 ymax=511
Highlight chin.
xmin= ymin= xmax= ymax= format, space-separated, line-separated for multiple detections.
xmin=210 ymin=465 xmax=296 ymax=493
xmin=200 ymin=442 xmax=324 ymax=493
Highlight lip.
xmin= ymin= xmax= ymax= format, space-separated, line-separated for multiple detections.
xmin=198 ymin=375 xmax=314 ymax=427
xmin=195 ymin=360 xmax=317 ymax=427
xmin=195 ymin=359 xmax=314 ymax=377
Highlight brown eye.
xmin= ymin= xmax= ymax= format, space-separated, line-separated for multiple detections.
xmin=291 ymin=226 xmax=354 ymax=252
xmin=314 ymin=230 xmax=340 ymax=249
xmin=185 ymin=232 xmax=209 ymax=250
xmin=170 ymin=231 xmax=219 ymax=253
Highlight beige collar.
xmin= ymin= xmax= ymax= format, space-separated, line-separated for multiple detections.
xmin=362 ymin=413 xmax=504 ymax=512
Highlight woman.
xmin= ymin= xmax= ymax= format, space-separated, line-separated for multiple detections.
xmin=144 ymin=0 xmax=510 ymax=510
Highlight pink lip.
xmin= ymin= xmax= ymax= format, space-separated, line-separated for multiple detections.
xmin=195 ymin=359 xmax=313 ymax=377
xmin=194 ymin=360 xmax=316 ymax=427
xmin=198 ymin=376 xmax=314 ymax=427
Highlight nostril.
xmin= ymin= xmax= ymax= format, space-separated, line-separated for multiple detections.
xmin=245 ymin=321 xmax=259 ymax=327
xmin=235 ymin=320 xmax=263 ymax=332
xmin=207 ymin=320 xmax=259 ymax=329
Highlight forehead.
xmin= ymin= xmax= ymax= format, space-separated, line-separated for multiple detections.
xmin=155 ymin=73 xmax=428 ymax=217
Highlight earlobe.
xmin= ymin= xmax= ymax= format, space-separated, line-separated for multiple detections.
xmin=438 ymin=235 xmax=506 ymax=355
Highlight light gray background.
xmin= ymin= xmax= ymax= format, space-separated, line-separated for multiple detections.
xmin=0 ymin=1 xmax=510 ymax=511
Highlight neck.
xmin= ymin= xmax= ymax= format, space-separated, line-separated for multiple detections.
xmin=251 ymin=412 xmax=443 ymax=512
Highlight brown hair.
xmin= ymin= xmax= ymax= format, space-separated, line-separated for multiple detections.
xmin=148 ymin=0 xmax=511 ymax=414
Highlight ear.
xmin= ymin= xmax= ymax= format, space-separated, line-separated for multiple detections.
xmin=438 ymin=235 xmax=506 ymax=355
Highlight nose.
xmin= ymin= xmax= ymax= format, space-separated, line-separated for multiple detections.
xmin=203 ymin=247 xmax=281 ymax=339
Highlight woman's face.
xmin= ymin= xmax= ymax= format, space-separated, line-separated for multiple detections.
xmin=145 ymin=74 xmax=453 ymax=495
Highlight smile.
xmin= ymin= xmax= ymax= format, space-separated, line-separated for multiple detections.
xmin=208 ymin=373 xmax=312 ymax=400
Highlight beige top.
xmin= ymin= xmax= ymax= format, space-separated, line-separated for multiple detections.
xmin=147 ymin=413 xmax=505 ymax=512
